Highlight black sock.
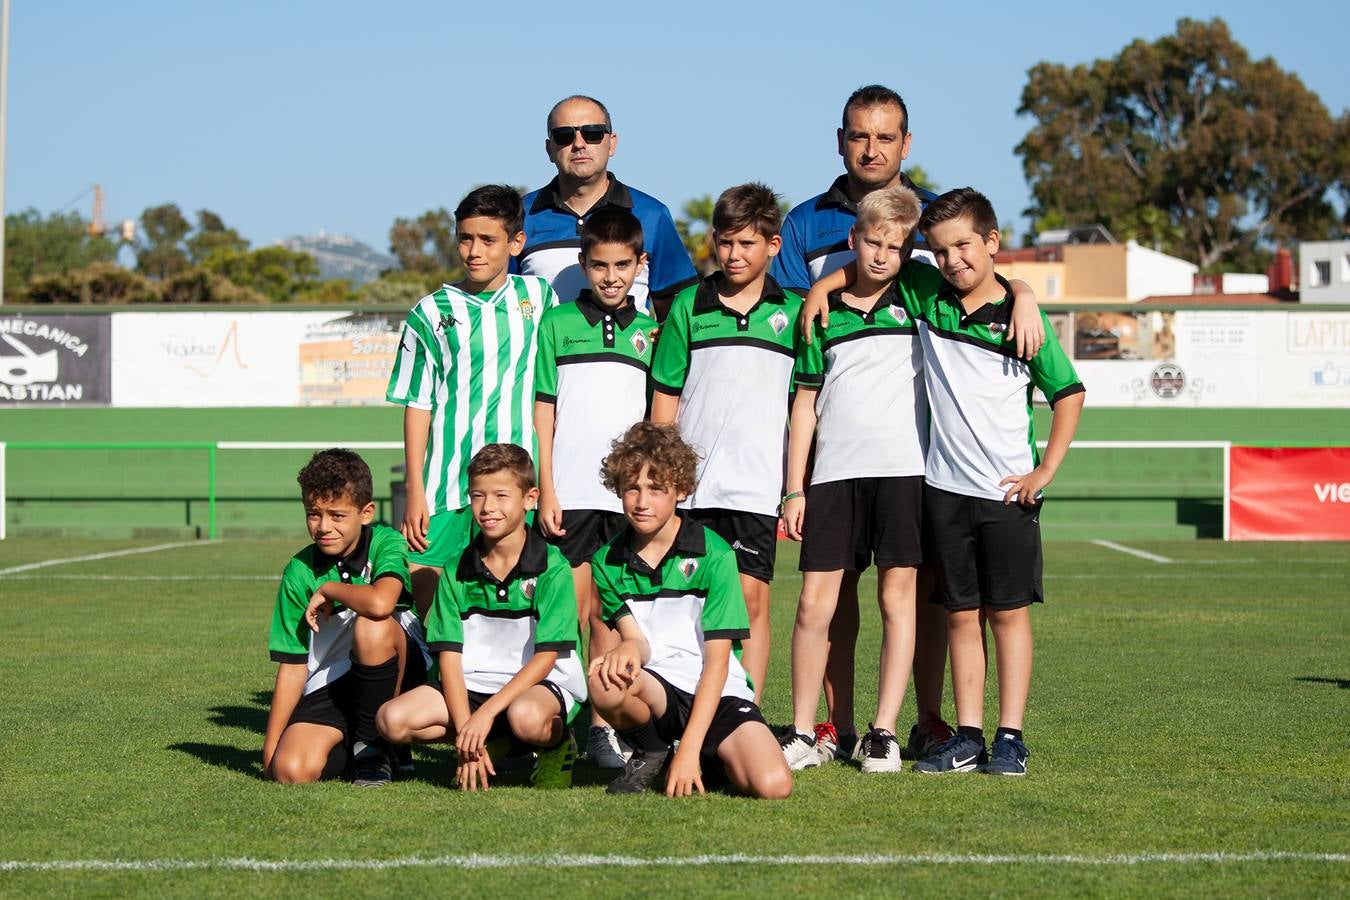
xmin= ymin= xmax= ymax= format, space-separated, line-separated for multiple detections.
xmin=957 ymin=725 xmax=984 ymax=744
xmin=617 ymin=720 xmax=668 ymax=754
xmin=995 ymin=727 xmax=1023 ymax=743
xmin=349 ymin=655 xmax=399 ymax=746
xmin=321 ymin=742 xmax=350 ymax=780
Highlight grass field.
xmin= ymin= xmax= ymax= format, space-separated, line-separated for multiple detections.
xmin=1 ymin=536 xmax=1346 ymax=896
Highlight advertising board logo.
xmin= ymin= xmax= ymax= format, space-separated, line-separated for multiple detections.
xmin=163 ymin=320 xmax=249 ymax=378
xmin=0 ymin=318 xmax=99 ymax=402
xmin=1149 ymin=363 xmax=1186 ymax=399
xmin=1313 ymin=483 xmax=1350 ymax=503
xmin=1311 ymin=362 xmax=1349 ymax=387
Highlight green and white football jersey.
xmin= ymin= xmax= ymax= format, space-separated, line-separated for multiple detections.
xmin=592 ymin=517 xmax=754 ymax=702
xmin=794 ymin=283 xmax=927 ymax=483
xmin=894 ymin=261 xmax=1085 ymax=502
xmin=424 ymin=531 xmax=586 ymax=703
xmin=386 ymin=275 xmax=558 ymax=515
xmin=534 ymin=291 xmax=656 ymax=512
xmin=268 ymin=524 xmax=418 ymax=695
xmin=650 ymin=274 xmax=803 ymax=517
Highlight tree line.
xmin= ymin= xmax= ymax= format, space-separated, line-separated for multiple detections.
xmin=5 ymin=17 xmax=1347 ymax=305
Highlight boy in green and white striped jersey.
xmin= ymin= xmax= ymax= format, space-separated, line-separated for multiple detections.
xmin=386 ymin=185 xmax=559 ymax=617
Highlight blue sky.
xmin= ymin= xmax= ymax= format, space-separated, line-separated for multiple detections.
xmin=6 ymin=0 xmax=1349 ymax=254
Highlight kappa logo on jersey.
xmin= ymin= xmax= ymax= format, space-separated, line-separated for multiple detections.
xmin=889 ymin=304 xmax=907 ymax=324
xmin=438 ymin=313 xmax=457 ymax=332
xmin=768 ymin=310 xmax=789 ymax=336
xmin=630 ymin=329 xmax=649 ymax=356
xmin=520 ymin=577 xmax=538 ymax=600
xmin=678 ymin=558 xmax=699 ymax=579
xmin=519 ymin=298 xmax=535 ymax=320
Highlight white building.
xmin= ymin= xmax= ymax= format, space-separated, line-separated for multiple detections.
xmin=1299 ymin=240 xmax=1350 ymax=304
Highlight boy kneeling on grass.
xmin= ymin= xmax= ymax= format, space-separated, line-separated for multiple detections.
xmin=264 ymin=448 xmax=428 ymax=786
xmin=588 ymin=422 xmax=792 ymax=798
xmin=375 ymin=443 xmax=585 ymax=791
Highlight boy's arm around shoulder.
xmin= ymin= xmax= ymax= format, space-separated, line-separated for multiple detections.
xmin=1006 ymin=278 xmax=1045 ymax=360
xmin=798 ymin=262 xmax=857 ymax=341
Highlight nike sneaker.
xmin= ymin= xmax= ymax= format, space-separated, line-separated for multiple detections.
xmin=980 ymin=735 xmax=1029 ymax=776
xmin=913 ymin=733 xmax=986 ymax=774
xmin=778 ymin=730 xmax=820 ymax=770
xmin=903 ymin=717 xmax=955 ymax=761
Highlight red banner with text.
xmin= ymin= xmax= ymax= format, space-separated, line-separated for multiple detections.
xmin=1229 ymin=446 xmax=1350 ymax=540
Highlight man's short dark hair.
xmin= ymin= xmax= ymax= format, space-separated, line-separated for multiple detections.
xmin=297 ymin=448 xmax=373 ymax=507
xmin=546 ymin=94 xmax=613 ymax=132
xmin=842 ymin=84 xmax=909 ymax=136
xmin=580 ymin=207 xmax=645 ymax=260
xmin=467 ymin=443 xmax=537 ymax=492
xmin=712 ymin=182 xmax=782 ymax=240
xmin=918 ymin=187 xmax=999 ymax=241
xmin=455 ymin=185 xmax=524 ymax=236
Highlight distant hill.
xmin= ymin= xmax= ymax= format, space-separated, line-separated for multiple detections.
xmin=280 ymin=232 xmax=395 ymax=286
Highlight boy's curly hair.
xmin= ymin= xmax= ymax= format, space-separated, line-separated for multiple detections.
xmin=297 ymin=448 xmax=373 ymax=507
xmin=601 ymin=422 xmax=699 ymax=496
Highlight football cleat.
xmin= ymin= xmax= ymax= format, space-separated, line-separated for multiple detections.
xmin=531 ymin=732 xmax=578 ymax=789
xmin=605 ymin=746 xmax=672 ymax=794
xmin=586 ymin=725 xmax=631 ymax=770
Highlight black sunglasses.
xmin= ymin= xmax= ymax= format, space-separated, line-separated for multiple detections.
xmin=549 ymin=124 xmax=610 ymax=145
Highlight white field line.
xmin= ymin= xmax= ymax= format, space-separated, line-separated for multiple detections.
xmin=1 ymin=851 xmax=1345 ymax=873
xmin=0 ymin=540 xmax=219 ymax=576
xmin=1091 ymin=540 xmax=1173 ymax=564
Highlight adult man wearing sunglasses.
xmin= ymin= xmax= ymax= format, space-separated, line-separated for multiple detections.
xmin=514 ymin=95 xmax=696 ymax=321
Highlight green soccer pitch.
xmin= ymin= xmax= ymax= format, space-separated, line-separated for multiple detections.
xmin=0 ymin=536 xmax=1345 ymax=896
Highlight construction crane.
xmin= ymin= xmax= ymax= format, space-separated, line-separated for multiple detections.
xmin=88 ymin=184 xmax=136 ymax=242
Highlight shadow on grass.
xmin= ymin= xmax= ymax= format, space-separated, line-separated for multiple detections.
xmin=169 ymin=741 xmax=262 ymax=778
xmin=206 ymin=690 xmax=272 ymax=733
xmin=1294 ymin=676 xmax=1350 ymax=690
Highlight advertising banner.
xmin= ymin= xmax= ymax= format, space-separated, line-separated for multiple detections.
xmin=1228 ymin=446 xmax=1350 ymax=540
xmin=111 ymin=312 xmax=321 ymax=407
xmin=298 ymin=313 xmax=402 ymax=406
xmin=0 ymin=314 xmax=112 ymax=406
xmin=1073 ymin=311 xmax=1350 ymax=407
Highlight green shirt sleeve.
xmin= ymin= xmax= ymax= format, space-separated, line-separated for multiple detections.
xmin=793 ymin=316 xmax=826 ymax=388
xmin=534 ymin=307 xmax=561 ymax=402
xmin=894 ymin=261 xmax=945 ymax=323
xmin=1027 ymin=312 xmax=1086 ymax=406
xmin=267 ymin=556 xmax=313 ymax=663
xmin=368 ymin=525 xmax=412 ymax=593
xmin=532 ymin=548 xmax=580 ymax=655
xmin=425 ymin=568 xmax=464 ymax=652
xmin=650 ymin=290 xmax=693 ymax=394
xmin=591 ymin=550 xmax=631 ymax=626
xmin=699 ymin=543 xmax=751 ymax=640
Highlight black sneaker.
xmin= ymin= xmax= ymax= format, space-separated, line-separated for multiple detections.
xmin=605 ymin=746 xmax=671 ymax=795
xmin=913 ymin=733 xmax=986 ymax=774
xmin=980 ymin=735 xmax=1029 ymax=776
xmin=902 ymin=717 xmax=955 ymax=760
xmin=351 ymin=741 xmax=393 ymax=787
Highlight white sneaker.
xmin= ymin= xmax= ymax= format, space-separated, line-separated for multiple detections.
xmin=859 ymin=726 xmax=903 ymax=774
xmin=586 ymin=725 xmax=630 ymax=769
xmin=778 ymin=730 xmax=820 ymax=770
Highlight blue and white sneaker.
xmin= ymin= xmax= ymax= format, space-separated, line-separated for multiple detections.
xmin=980 ymin=735 xmax=1029 ymax=776
xmin=913 ymin=733 xmax=986 ymax=774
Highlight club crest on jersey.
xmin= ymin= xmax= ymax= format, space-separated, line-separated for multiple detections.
xmin=678 ymin=558 xmax=699 ymax=579
xmin=519 ymin=298 xmax=535 ymax=320
xmin=889 ymin=305 xmax=907 ymax=324
xmin=520 ymin=577 xmax=538 ymax=600
xmin=990 ymin=323 xmax=1008 ymax=335
xmin=630 ymin=329 xmax=650 ymax=356
xmin=768 ymin=310 xmax=789 ymax=336
xmin=438 ymin=313 xmax=457 ymax=332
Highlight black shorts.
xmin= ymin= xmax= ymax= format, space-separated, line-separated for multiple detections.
xmin=685 ymin=507 xmax=778 ymax=582
xmin=287 ymin=619 xmax=430 ymax=737
xmin=538 ymin=509 xmax=627 ymax=566
xmin=425 ymin=682 xmax=571 ymax=741
xmin=922 ymin=484 xmax=1043 ymax=612
xmin=800 ymin=476 xmax=923 ymax=571
xmin=646 ymin=668 xmax=767 ymax=764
